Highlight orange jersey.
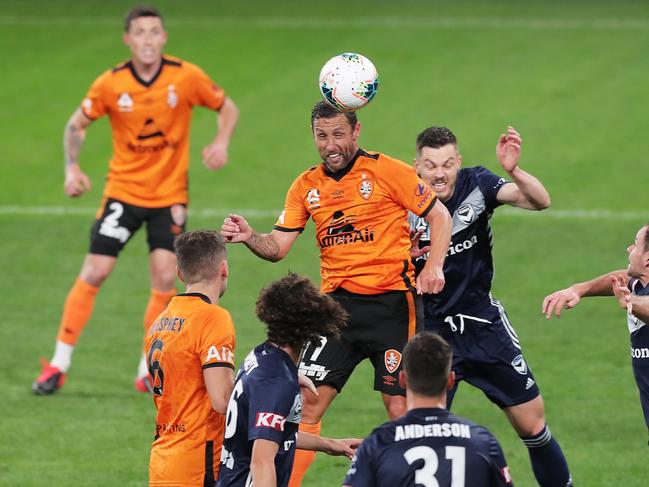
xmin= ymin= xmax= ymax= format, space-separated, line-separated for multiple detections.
xmin=81 ymin=55 xmax=226 ymax=208
xmin=146 ymin=293 xmax=235 ymax=487
xmin=274 ymin=150 xmax=436 ymax=294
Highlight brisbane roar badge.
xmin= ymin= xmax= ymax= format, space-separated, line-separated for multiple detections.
xmin=357 ymin=178 xmax=373 ymax=200
xmin=384 ymin=349 xmax=402 ymax=374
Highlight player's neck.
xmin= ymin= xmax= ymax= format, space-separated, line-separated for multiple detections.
xmin=184 ymin=282 xmax=222 ymax=306
xmin=407 ymin=391 xmax=448 ymax=411
xmin=268 ymin=341 xmax=300 ymax=364
xmin=130 ymin=57 xmax=163 ymax=82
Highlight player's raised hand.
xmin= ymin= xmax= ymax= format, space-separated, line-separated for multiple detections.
xmin=416 ymin=263 xmax=445 ymax=295
xmin=202 ymin=141 xmax=228 ymax=170
xmin=611 ymin=275 xmax=633 ymax=312
xmin=542 ymin=287 xmax=581 ymax=319
xmin=220 ymin=214 xmax=253 ymax=243
xmin=64 ymin=163 xmax=91 ymax=197
xmin=409 ymin=229 xmax=431 ymax=259
xmin=496 ymin=126 xmax=522 ymax=173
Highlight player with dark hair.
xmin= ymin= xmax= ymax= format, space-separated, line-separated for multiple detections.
xmin=410 ymin=126 xmax=572 ymax=486
xmin=33 ymin=4 xmax=239 ymax=395
xmin=217 ymin=273 xmax=360 ymax=487
xmin=147 ymin=230 xmax=235 ymax=486
xmin=543 ymin=222 xmax=649 ymax=440
xmin=221 ymin=101 xmax=452 ymax=485
xmin=343 ymin=331 xmax=514 ymax=487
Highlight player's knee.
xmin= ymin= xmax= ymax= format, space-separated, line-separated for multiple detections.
xmin=151 ymin=271 xmax=176 ymax=291
xmin=79 ymin=264 xmax=111 ymax=287
xmin=385 ymin=397 xmax=407 ymax=420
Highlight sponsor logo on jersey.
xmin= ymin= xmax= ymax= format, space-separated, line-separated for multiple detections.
xmin=416 ymin=190 xmax=433 ymax=210
xmin=526 ymin=377 xmax=536 ymax=390
xmin=255 ymin=412 xmax=286 ymax=431
xmin=384 ymin=349 xmax=402 ymax=373
xmin=457 ymin=203 xmax=476 ymax=225
xmin=117 ymin=92 xmax=134 ymax=112
xmin=415 ymin=183 xmax=428 ymax=197
xmin=357 ymin=178 xmax=374 ymax=200
xmin=631 ymin=347 xmax=649 ymax=359
xmin=205 ymin=345 xmax=234 ymax=364
xmin=511 ymin=354 xmax=528 ymax=375
xmin=127 ymin=118 xmax=179 ymax=153
xmin=167 ymin=84 xmax=178 ymax=108
xmin=283 ymin=439 xmax=295 ymax=451
xmin=447 ymin=235 xmax=478 ymax=256
xmin=331 ymin=189 xmax=344 ymax=199
xmin=319 ymin=210 xmax=375 ymax=248
xmin=306 ymin=188 xmax=321 ymax=209
xmin=382 ymin=375 xmax=397 ymax=386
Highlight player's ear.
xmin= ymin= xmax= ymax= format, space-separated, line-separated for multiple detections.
xmin=122 ymin=32 xmax=130 ymax=47
xmin=353 ymin=122 xmax=361 ymax=141
xmin=457 ymin=153 xmax=463 ymax=168
xmin=176 ymin=265 xmax=186 ymax=284
xmin=221 ymin=260 xmax=229 ymax=278
xmin=399 ymin=370 xmax=407 ymax=390
xmin=446 ymin=371 xmax=455 ymax=391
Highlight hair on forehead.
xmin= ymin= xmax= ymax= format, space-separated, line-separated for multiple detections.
xmin=416 ymin=126 xmax=457 ymax=152
xmin=311 ymin=101 xmax=358 ymax=129
xmin=124 ymin=5 xmax=163 ymax=31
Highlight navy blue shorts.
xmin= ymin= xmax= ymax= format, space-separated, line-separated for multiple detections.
xmin=630 ymin=325 xmax=649 ymax=431
xmin=425 ymin=296 xmax=540 ymax=409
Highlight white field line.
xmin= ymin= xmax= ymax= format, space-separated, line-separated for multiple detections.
xmin=2 ymin=16 xmax=649 ymax=31
xmin=0 ymin=205 xmax=645 ymax=221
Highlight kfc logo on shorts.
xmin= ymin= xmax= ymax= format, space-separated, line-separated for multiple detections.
xmin=384 ymin=349 xmax=402 ymax=374
xmin=357 ymin=179 xmax=373 ymax=200
xmin=255 ymin=412 xmax=286 ymax=431
xmin=170 ymin=205 xmax=186 ymax=226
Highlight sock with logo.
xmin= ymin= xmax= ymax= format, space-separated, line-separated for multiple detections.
xmin=288 ymin=421 xmax=322 ymax=487
xmin=143 ymin=288 xmax=176 ymax=333
xmin=521 ymin=424 xmax=572 ymax=487
xmin=55 ymin=278 xmax=100 ymax=349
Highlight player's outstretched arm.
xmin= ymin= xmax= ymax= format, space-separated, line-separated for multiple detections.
xmin=202 ymin=97 xmax=239 ymax=170
xmin=495 ymin=126 xmax=550 ymax=211
xmin=542 ymin=269 xmax=628 ymax=319
xmin=63 ymin=108 xmax=93 ymax=197
xmin=220 ymin=214 xmax=298 ymax=262
xmin=250 ymin=439 xmax=280 ymax=487
xmin=417 ymin=201 xmax=452 ymax=295
xmin=297 ymin=432 xmax=360 ymax=459
xmin=203 ymin=367 xmax=234 ymax=414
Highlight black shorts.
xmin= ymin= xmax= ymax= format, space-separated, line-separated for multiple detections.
xmin=425 ymin=296 xmax=540 ymax=409
xmin=298 ymin=288 xmax=423 ymax=396
xmin=89 ymin=198 xmax=187 ymax=257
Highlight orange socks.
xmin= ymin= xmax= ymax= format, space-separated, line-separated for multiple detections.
xmin=289 ymin=421 xmax=322 ymax=487
xmin=56 ymin=278 xmax=100 ymax=345
xmin=143 ymin=288 xmax=176 ymax=332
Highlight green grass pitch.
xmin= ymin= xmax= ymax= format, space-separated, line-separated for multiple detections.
xmin=2 ymin=1 xmax=649 ymax=485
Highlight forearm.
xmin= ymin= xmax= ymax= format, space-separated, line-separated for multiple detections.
xmin=423 ymin=203 xmax=452 ymax=266
xmin=250 ymin=461 xmax=276 ymax=487
xmin=213 ymin=98 xmax=239 ymax=146
xmin=630 ymin=296 xmax=649 ymax=323
xmin=507 ymin=167 xmax=550 ymax=210
xmin=572 ymin=270 xmax=626 ymax=297
xmin=244 ymin=231 xmax=283 ymax=262
xmin=63 ymin=117 xmax=86 ymax=168
xmin=297 ymin=432 xmax=331 ymax=452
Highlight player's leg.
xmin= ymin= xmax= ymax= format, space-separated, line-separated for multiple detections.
xmin=135 ymin=205 xmax=185 ymax=391
xmin=458 ymin=298 xmax=572 ymax=487
xmin=33 ymin=198 xmax=142 ymax=394
xmin=290 ymin=294 xmax=364 ymax=487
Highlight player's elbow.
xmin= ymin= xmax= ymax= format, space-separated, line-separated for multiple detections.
xmin=208 ymin=393 xmax=229 ymax=415
xmin=532 ymin=194 xmax=551 ymax=211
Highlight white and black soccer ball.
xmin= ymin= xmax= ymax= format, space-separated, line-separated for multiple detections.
xmin=318 ymin=53 xmax=379 ymax=111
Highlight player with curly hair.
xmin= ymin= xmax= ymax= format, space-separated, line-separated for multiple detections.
xmin=217 ymin=273 xmax=360 ymax=487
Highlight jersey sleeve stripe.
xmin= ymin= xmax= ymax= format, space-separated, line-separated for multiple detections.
xmin=273 ymin=225 xmax=304 ymax=233
xmin=202 ymin=362 xmax=235 ymax=370
xmin=418 ymin=196 xmax=437 ymax=218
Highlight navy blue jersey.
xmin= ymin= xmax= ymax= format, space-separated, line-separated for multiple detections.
xmin=409 ymin=166 xmax=509 ymax=319
xmin=627 ymin=279 xmax=649 ymax=430
xmin=343 ymin=408 xmax=513 ymax=487
xmin=217 ymin=343 xmax=301 ymax=487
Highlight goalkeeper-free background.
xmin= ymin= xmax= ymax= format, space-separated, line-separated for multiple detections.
xmin=2 ymin=0 xmax=648 ymax=485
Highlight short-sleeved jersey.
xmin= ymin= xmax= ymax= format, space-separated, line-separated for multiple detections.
xmin=274 ymin=149 xmax=437 ymax=294
xmin=81 ymin=55 xmax=226 ymax=208
xmin=409 ymin=166 xmax=509 ymax=318
xmin=343 ymin=408 xmax=513 ymax=487
xmin=217 ymin=343 xmax=301 ymax=487
xmin=146 ymin=293 xmax=236 ymax=487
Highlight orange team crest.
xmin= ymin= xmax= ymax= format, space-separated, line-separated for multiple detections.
xmin=357 ymin=178 xmax=373 ymax=200
xmin=384 ymin=349 xmax=402 ymax=374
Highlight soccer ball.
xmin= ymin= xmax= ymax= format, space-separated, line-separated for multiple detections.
xmin=318 ymin=53 xmax=379 ymax=111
